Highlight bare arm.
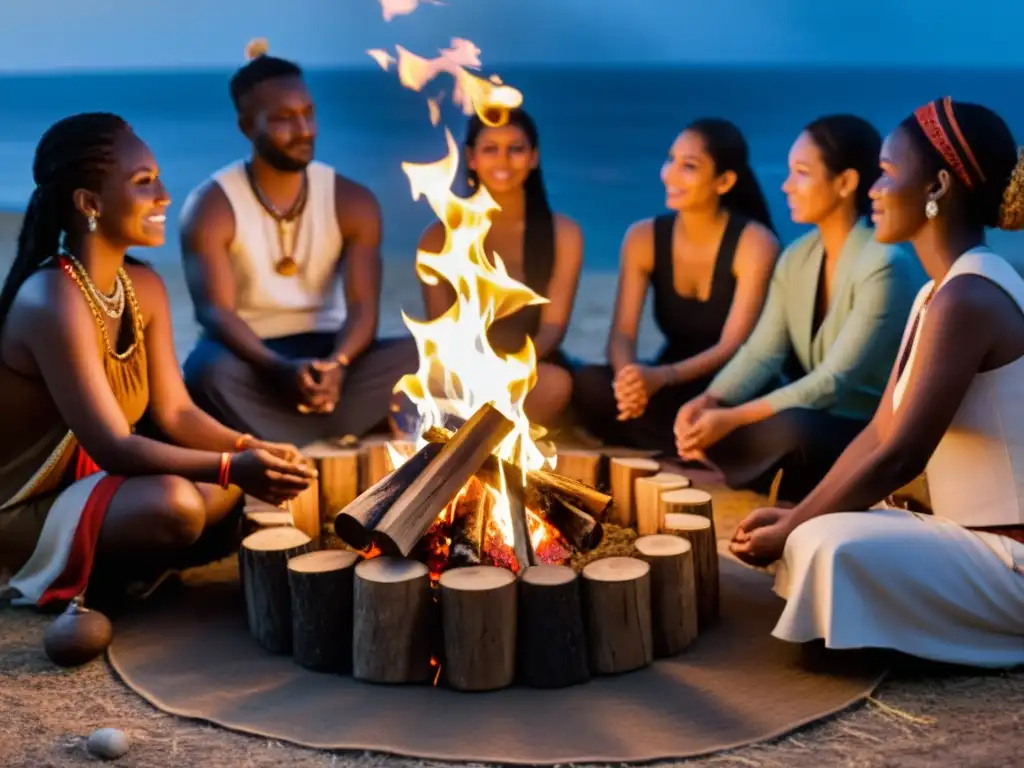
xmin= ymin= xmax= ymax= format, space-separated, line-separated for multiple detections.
xmin=330 ymin=178 xmax=383 ymax=363
xmin=662 ymin=223 xmax=779 ymax=386
xmin=417 ymin=222 xmax=455 ymax=320
xmin=787 ymin=276 xmax=1007 ymax=527
xmin=17 ymin=272 xmax=223 ymax=482
xmin=607 ymin=219 xmax=655 ymax=372
xmin=532 ymin=214 xmax=583 ymax=359
xmin=179 ymin=182 xmax=284 ymax=374
xmin=131 ymin=266 xmax=245 ymax=452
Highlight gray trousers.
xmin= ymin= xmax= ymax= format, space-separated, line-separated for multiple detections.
xmin=182 ymin=332 xmax=419 ymax=447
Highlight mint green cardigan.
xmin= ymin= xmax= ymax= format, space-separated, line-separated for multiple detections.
xmin=707 ymin=221 xmax=927 ymax=421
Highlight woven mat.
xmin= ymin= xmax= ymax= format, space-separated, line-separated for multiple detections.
xmin=107 ymin=557 xmax=885 ymax=764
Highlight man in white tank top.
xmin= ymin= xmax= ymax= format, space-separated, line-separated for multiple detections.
xmin=179 ymin=50 xmax=416 ymax=446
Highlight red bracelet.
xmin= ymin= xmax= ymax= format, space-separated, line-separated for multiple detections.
xmin=234 ymin=433 xmax=253 ymax=452
xmin=218 ymin=452 xmax=232 ymax=489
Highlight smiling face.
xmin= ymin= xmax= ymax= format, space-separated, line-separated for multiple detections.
xmin=869 ymin=126 xmax=937 ymax=244
xmin=245 ymin=75 xmax=317 ymax=172
xmin=466 ymin=123 xmax=538 ymax=195
xmin=660 ymin=129 xmax=733 ymax=212
xmin=82 ymin=131 xmax=171 ymax=248
xmin=782 ymin=131 xmax=856 ymax=225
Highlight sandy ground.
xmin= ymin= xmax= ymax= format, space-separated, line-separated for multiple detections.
xmin=0 ymin=210 xmax=1022 ymax=766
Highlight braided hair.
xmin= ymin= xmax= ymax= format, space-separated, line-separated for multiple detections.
xmin=0 ymin=112 xmax=132 ymax=336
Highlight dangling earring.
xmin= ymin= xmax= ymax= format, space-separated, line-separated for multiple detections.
xmin=467 ymin=176 xmax=476 ymax=188
xmin=925 ymin=200 xmax=939 ymax=220
xmin=86 ymin=212 xmax=98 ymax=232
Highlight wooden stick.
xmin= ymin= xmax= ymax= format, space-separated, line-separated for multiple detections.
xmin=287 ymin=550 xmax=359 ymax=673
xmin=660 ymin=510 xmax=719 ymax=627
xmin=239 ymin=527 xmax=313 ymax=654
xmin=554 ymin=449 xmax=602 ymax=488
xmin=521 ymin=485 xmax=603 ymax=551
xmin=332 ymin=442 xmax=443 ymax=551
xmin=518 ymin=564 xmax=590 ymax=688
xmin=609 ymin=457 xmax=660 ymax=527
xmin=352 ymin=557 xmax=433 ymax=684
xmin=373 ymin=403 xmax=514 ymax=557
xmin=634 ymin=472 xmax=691 ymax=536
xmin=505 ymin=481 xmax=536 ymax=573
xmin=634 ymin=534 xmax=698 ymax=657
xmin=581 ymin=556 xmax=653 ymax=674
xmin=421 ymin=425 xmax=613 ymax=519
xmin=439 ymin=565 xmax=518 ymax=691
xmin=447 ymin=477 xmax=491 ymax=569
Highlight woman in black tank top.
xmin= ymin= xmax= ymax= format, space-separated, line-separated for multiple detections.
xmin=572 ymin=118 xmax=779 ymax=454
xmin=419 ymin=109 xmax=583 ymax=430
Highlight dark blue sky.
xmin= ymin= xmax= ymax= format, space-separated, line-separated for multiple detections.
xmin=1 ymin=0 xmax=1021 ymax=72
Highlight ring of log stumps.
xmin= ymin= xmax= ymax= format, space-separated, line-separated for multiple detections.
xmin=237 ymin=405 xmax=723 ymax=692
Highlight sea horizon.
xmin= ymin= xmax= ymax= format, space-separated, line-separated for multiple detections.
xmin=1 ymin=63 xmax=1022 ymax=270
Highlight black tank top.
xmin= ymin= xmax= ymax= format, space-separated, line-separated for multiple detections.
xmin=651 ymin=212 xmax=748 ymax=364
xmin=486 ymin=212 xmax=556 ymax=358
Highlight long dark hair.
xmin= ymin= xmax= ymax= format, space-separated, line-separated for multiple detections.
xmin=686 ymin=117 xmax=776 ymax=234
xmin=803 ymin=114 xmax=882 ymax=219
xmin=0 ymin=112 xmax=133 ymax=337
xmin=463 ymin=108 xmax=555 ymax=291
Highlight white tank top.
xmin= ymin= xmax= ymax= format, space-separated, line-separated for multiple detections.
xmin=209 ymin=159 xmax=346 ymax=339
xmin=893 ymin=247 xmax=1024 ymax=527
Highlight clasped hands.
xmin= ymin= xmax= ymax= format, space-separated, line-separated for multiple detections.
xmin=272 ymin=358 xmax=345 ymax=415
xmin=611 ymin=363 xmax=666 ymax=420
xmin=673 ymin=394 xmax=741 ymax=461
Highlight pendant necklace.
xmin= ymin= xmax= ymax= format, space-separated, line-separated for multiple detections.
xmin=246 ymin=164 xmax=308 ymax=277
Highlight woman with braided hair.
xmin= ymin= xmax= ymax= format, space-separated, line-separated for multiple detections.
xmin=730 ymin=98 xmax=1024 ymax=667
xmin=0 ymin=113 xmax=316 ymax=610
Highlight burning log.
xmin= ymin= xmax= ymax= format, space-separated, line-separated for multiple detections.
xmin=373 ymin=403 xmax=514 ymax=557
xmin=517 ymin=564 xmax=590 ymax=688
xmin=635 ymin=472 xmax=691 ymax=536
xmin=240 ymin=527 xmax=314 ymax=654
xmin=421 ymin=425 xmax=613 ymax=520
xmin=439 ymin=565 xmax=517 ymax=691
xmin=609 ymin=457 xmax=660 ymax=527
xmin=634 ymin=534 xmax=698 ymax=657
xmin=447 ymin=477 xmax=491 ymax=569
xmin=506 ymin=488 xmax=536 ymax=572
xmin=659 ymin=506 xmax=719 ymax=626
xmin=581 ymin=557 xmax=653 ymax=674
xmin=333 ymin=442 xmax=444 ymax=551
xmin=555 ymin=449 xmax=602 ymax=488
xmin=287 ymin=550 xmax=359 ymax=673
xmin=352 ymin=557 xmax=433 ymax=683
xmin=521 ymin=485 xmax=603 ymax=551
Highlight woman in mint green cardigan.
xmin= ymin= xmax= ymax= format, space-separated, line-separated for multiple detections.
xmin=674 ymin=115 xmax=927 ymax=502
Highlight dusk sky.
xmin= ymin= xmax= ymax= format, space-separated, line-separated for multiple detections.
xmin=0 ymin=0 xmax=1021 ymax=72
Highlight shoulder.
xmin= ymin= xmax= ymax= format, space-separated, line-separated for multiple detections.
xmin=553 ymin=213 xmax=583 ymax=258
xmin=931 ymin=273 xmax=1015 ymax=336
xmin=122 ymin=262 xmax=171 ymax=323
xmin=179 ymin=178 xmax=234 ymax=237
xmin=334 ymin=172 xmax=381 ymax=220
xmin=418 ymin=220 xmax=446 ymax=254
xmin=11 ymin=266 xmax=93 ymax=334
xmin=773 ymin=228 xmax=820 ymax=274
xmin=733 ymin=220 xmax=780 ymax=268
xmin=621 ymin=216 xmax=656 ymax=264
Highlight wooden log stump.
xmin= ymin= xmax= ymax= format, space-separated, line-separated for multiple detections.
xmin=555 ymin=449 xmax=602 ymax=488
xmin=240 ymin=527 xmax=314 ymax=654
xmin=287 ymin=550 xmax=359 ymax=673
xmin=287 ymin=477 xmax=321 ymax=542
xmin=635 ymin=473 xmax=692 ymax=536
xmin=439 ymin=565 xmax=518 ymax=691
xmin=518 ymin=564 xmax=589 ymax=688
xmin=634 ymin=534 xmax=697 ymax=657
xmin=242 ymin=496 xmax=293 ymax=538
xmin=660 ymin=510 xmax=719 ymax=626
xmin=609 ymin=457 xmax=660 ymax=528
xmin=659 ymin=487 xmax=715 ymax=524
xmin=352 ymin=557 xmax=433 ymax=683
xmin=306 ymin=444 xmax=361 ymax=534
xmin=581 ymin=557 xmax=653 ymax=674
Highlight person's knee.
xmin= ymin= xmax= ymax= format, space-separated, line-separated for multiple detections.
xmin=150 ymin=477 xmax=207 ymax=547
xmin=541 ymin=364 xmax=573 ymax=410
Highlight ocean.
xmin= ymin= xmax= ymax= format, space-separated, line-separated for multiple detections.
xmin=1 ymin=65 xmax=1022 ymax=271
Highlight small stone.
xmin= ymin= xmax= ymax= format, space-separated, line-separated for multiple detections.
xmin=86 ymin=728 xmax=130 ymax=760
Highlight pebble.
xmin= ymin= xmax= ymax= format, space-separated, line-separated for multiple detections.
xmin=86 ymin=728 xmax=130 ymax=760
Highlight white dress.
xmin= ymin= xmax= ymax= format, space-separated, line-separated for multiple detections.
xmin=771 ymin=248 xmax=1024 ymax=668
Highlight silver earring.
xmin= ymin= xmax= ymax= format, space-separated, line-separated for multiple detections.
xmin=87 ymin=212 xmax=98 ymax=232
xmin=925 ymin=200 xmax=939 ymax=220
